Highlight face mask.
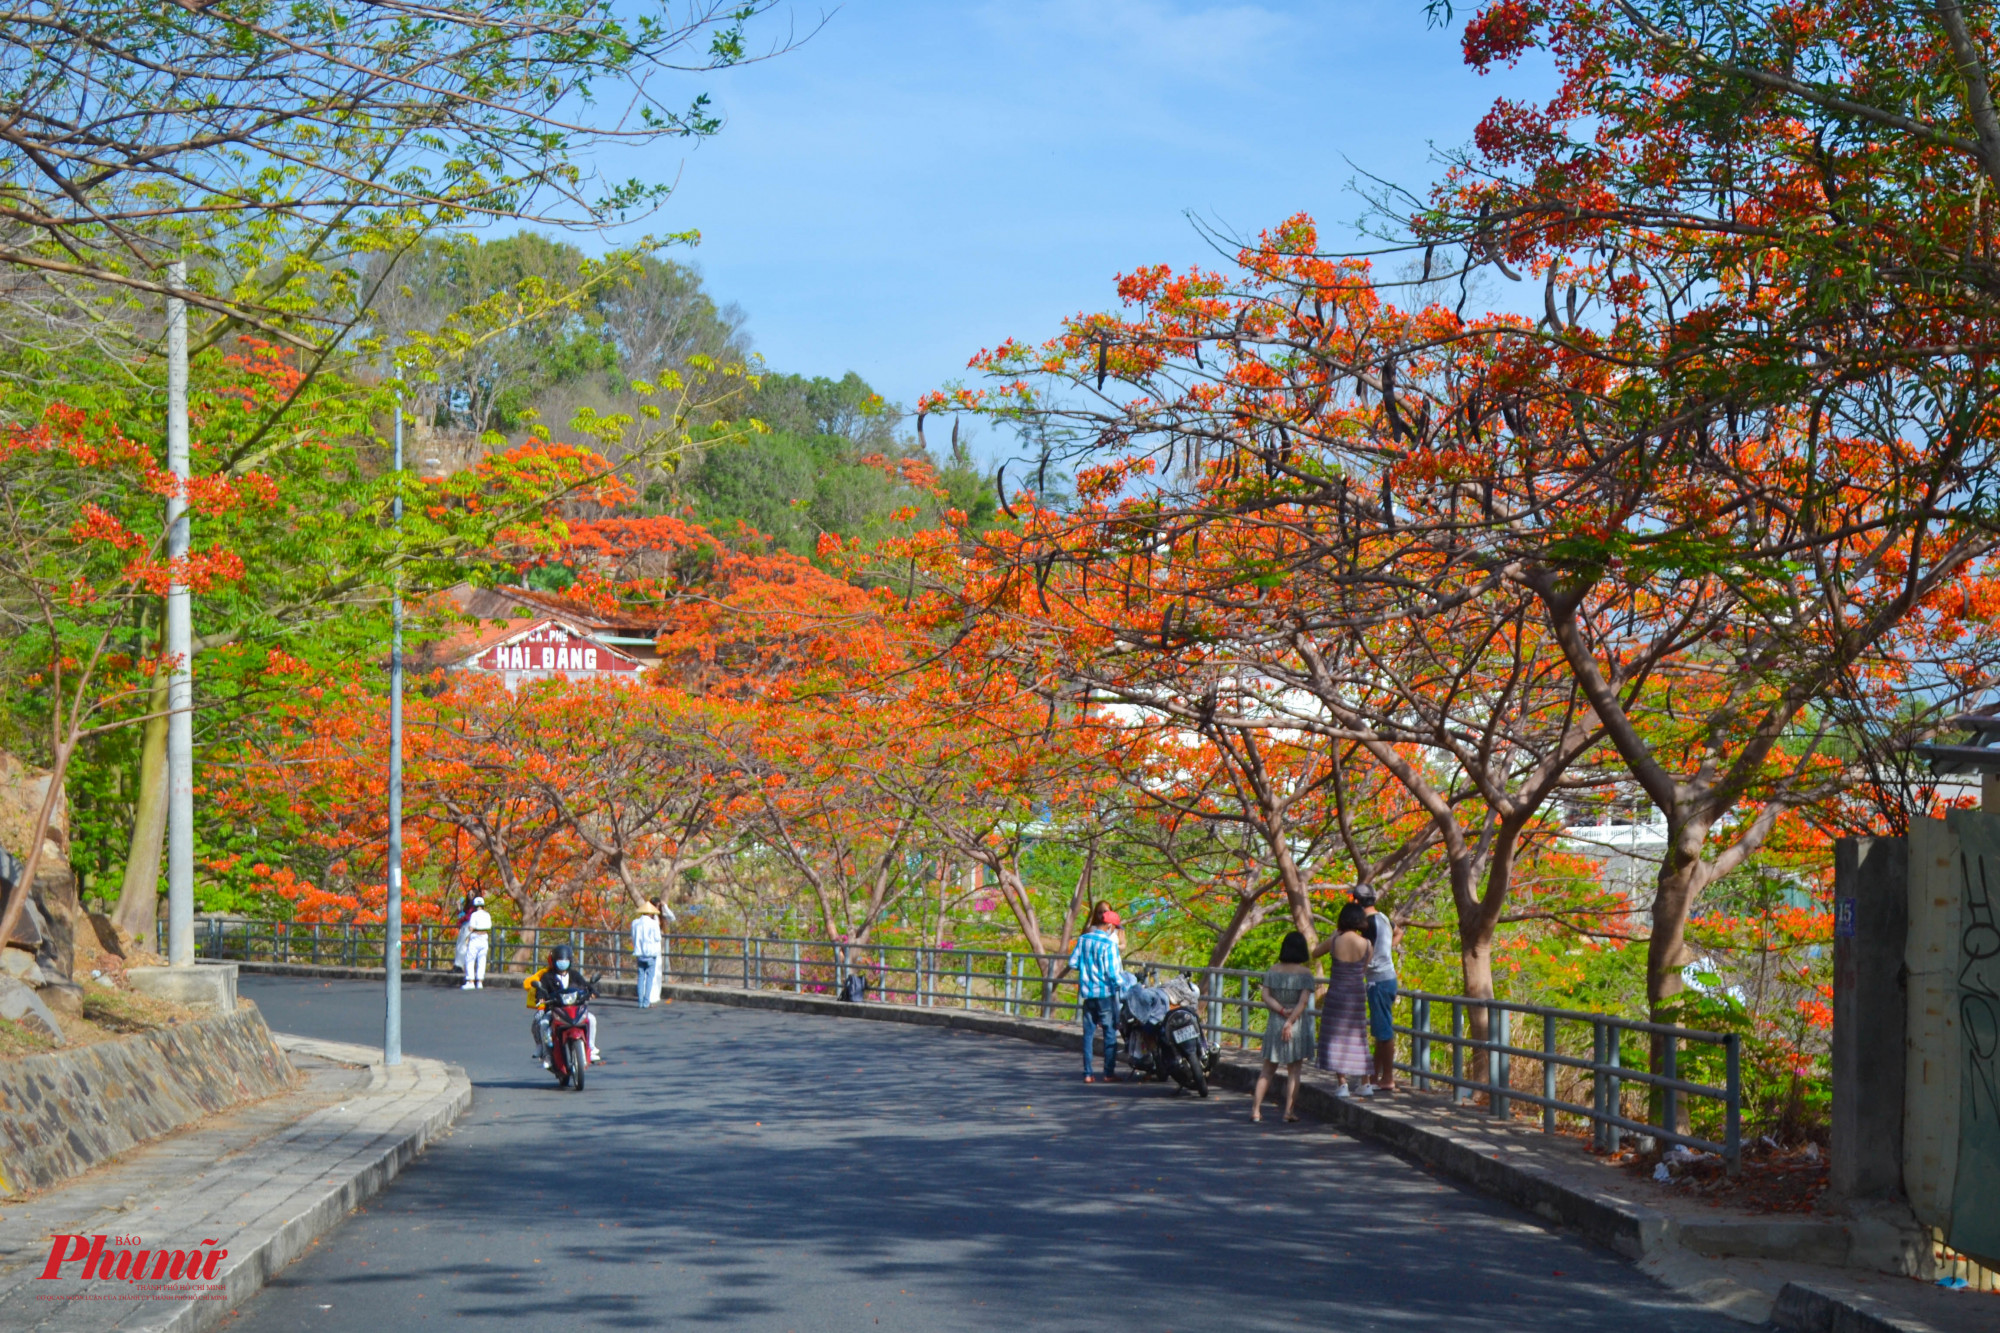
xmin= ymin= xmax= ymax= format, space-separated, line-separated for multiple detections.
xmin=556 ymin=964 xmax=570 ymax=976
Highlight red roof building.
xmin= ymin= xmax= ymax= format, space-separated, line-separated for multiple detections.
xmin=428 ymin=585 xmax=658 ymax=688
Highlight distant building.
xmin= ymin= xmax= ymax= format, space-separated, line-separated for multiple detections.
xmin=453 ymin=617 xmax=646 ymax=688
xmin=1561 ymin=817 xmax=1668 ymax=924
xmin=428 ymin=584 xmax=660 ymax=689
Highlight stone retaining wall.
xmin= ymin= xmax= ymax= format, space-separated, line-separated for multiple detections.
xmin=0 ymin=1005 xmax=296 ymax=1195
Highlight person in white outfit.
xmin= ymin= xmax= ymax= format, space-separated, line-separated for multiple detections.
xmin=461 ymin=896 xmax=492 ymax=989
xmin=631 ymin=902 xmax=662 ymax=1008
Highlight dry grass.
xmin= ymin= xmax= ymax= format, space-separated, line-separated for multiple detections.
xmin=0 ymin=1013 xmax=62 ymax=1057
xmin=80 ymin=986 xmax=192 ymax=1035
xmin=0 ymin=979 xmax=201 ymax=1060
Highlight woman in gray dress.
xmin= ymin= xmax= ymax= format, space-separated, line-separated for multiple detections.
xmin=1252 ymin=931 xmax=1319 ymax=1122
xmin=1315 ymin=902 xmax=1373 ymax=1097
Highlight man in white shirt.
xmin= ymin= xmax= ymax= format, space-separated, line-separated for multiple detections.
xmin=1356 ymin=889 xmax=1398 ymax=1092
xmin=462 ymin=896 xmax=492 ymax=989
xmin=631 ymin=902 xmax=663 ymax=1008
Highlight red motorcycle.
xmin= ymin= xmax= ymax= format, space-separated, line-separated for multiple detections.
xmin=543 ymin=983 xmax=595 ymax=1091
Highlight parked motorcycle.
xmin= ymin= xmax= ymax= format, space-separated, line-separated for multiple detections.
xmin=1119 ymin=966 xmax=1213 ymax=1096
xmin=544 ymin=980 xmax=596 ymax=1091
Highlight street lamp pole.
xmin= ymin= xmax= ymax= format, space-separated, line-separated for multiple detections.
xmin=165 ymin=259 xmax=194 ymax=969
xmin=384 ymin=380 xmax=404 ymax=1065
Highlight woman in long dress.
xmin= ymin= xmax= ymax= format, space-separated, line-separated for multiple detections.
xmin=1315 ymin=902 xmax=1374 ymax=1097
xmin=1252 ymin=930 xmax=1319 ymax=1122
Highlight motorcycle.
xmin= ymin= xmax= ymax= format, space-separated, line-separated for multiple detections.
xmin=543 ymin=978 xmax=596 ymax=1091
xmin=1119 ymin=966 xmax=1214 ymax=1096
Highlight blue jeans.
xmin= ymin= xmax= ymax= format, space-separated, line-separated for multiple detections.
xmin=1367 ymin=979 xmax=1398 ymax=1043
xmin=634 ymin=956 xmax=658 ymax=1009
xmin=1081 ymin=994 xmax=1119 ymax=1076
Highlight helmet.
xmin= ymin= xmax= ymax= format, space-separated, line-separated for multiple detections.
xmin=551 ymin=944 xmax=573 ymax=971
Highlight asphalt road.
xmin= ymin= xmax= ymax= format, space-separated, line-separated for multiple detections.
xmin=225 ymin=975 xmax=1744 ymax=1333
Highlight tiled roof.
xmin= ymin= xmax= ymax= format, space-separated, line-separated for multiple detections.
xmin=419 ymin=583 xmax=660 ymax=670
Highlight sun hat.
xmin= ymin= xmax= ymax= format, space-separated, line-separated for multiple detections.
xmin=637 ymin=902 xmax=659 ymax=915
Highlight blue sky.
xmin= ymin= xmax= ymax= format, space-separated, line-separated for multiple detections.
xmin=603 ymin=1 xmax=1556 ymax=450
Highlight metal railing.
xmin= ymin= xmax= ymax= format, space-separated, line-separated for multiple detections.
xmin=185 ymin=918 xmax=1741 ymax=1170
xmin=1397 ymin=989 xmax=1740 ymax=1168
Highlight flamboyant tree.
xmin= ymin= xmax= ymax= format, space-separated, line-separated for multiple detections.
xmin=0 ymin=404 xmax=253 ymax=949
xmin=927 ymin=194 xmax=2000 ymax=1036
xmin=1422 ymin=0 xmax=2000 ymax=1020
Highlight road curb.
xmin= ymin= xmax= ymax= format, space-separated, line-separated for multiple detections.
xmin=1770 ymin=1281 xmax=1949 ymax=1333
xmin=149 ymin=1035 xmax=472 ymax=1333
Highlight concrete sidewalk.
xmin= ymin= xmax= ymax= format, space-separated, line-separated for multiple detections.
xmin=0 ymin=1033 xmax=470 ymax=1333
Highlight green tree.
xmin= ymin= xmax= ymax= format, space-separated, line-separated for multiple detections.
xmin=0 ymin=0 xmax=778 ymax=346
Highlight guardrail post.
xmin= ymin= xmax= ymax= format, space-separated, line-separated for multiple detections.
xmin=1606 ymin=1028 xmax=1623 ymax=1153
xmin=1542 ymin=1013 xmax=1558 ymax=1135
xmin=963 ymin=951 xmax=973 ymax=1009
xmin=1451 ymin=1001 xmax=1466 ymax=1102
xmin=1663 ymin=1032 xmax=1679 ymax=1145
xmin=1592 ymin=1021 xmax=1607 ymax=1150
xmin=792 ymin=940 xmax=801 ymax=992
xmin=1492 ymin=1005 xmax=1511 ymax=1120
xmin=1725 ymin=1032 xmax=1742 ymax=1177
xmin=1413 ymin=997 xmax=1430 ymax=1091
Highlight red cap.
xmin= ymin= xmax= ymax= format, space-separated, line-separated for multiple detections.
xmin=1101 ymin=910 xmax=1121 ymax=927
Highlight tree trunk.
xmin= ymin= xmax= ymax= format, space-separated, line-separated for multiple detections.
xmin=1646 ymin=824 xmax=1710 ymax=1016
xmin=1449 ymin=831 xmax=1519 ymax=1095
xmin=111 ymin=678 xmax=169 ymax=945
xmin=0 ymin=743 xmax=75 ymax=955
xmin=1646 ymin=828 xmax=1710 ymax=1131
xmin=1267 ymin=832 xmax=1318 ymax=947
xmin=1459 ymin=925 xmax=1496 ymax=1090
xmin=1206 ymin=885 xmax=1270 ymax=969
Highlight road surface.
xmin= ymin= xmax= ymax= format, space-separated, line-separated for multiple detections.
xmin=225 ymin=975 xmax=1741 ymax=1332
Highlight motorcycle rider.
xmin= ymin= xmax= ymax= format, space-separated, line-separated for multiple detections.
xmin=526 ymin=944 xmax=601 ymax=1067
